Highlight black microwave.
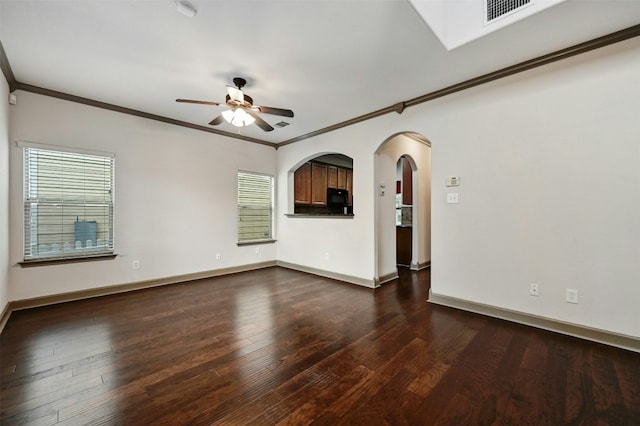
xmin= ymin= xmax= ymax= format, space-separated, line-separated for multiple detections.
xmin=327 ymin=188 xmax=348 ymax=206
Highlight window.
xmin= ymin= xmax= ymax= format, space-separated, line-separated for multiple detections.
xmin=22 ymin=143 xmax=114 ymax=261
xmin=237 ymin=171 xmax=274 ymax=243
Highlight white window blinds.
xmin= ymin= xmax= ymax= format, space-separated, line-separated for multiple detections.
xmin=23 ymin=145 xmax=115 ymax=260
xmin=237 ymin=171 xmax=274 ymax=243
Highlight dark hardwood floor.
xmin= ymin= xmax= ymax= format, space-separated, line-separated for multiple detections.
xmin=1 ymin=267 xmax=639 ymax=425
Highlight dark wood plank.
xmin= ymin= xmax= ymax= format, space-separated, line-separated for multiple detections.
xmin=2 ymin=266 xmax=640 ymax=425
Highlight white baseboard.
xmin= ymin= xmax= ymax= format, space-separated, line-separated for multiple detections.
xmin=375 ymin=271 xmax=399 ymax=286
xmin=276 ymin=260 xmax=375 ymax=288
xmin=0 ymin=261 xmax=277 ymax=334
xmin=0 ymin=303 xmax=10 ymax=335
xmin=429 ymin=290 xmax=640 ymax=353
xmin=411 ymin=260 xmax=431 ymax=271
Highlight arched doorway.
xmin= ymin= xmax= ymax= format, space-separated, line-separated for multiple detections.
xmin=396 ymin=155 xmax=416 ymax=268
xmin=374 ymin=132 xmax=431 ymax=286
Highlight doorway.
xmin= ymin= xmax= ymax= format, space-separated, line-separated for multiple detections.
xmin=374 ymin=132 xmax=431 ymax=286
xmin=396 ymin=155 xmax=414 ymax=268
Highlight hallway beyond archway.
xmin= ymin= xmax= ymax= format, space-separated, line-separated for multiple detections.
xmin=374 ymin=132 xmax=431 ymax=286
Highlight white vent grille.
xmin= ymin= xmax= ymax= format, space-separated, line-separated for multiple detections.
xmin=485 ymin=0 xmax=532 ymax=23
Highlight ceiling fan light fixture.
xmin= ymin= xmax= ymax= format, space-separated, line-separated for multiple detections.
xmin=222 ymin=108 xmax=255 ymax=127
xmin=232 ymin=109 xmax=255 ymax=127
xmin=240 ymin=111 xmax=256 ymax=127
xmin=221 ymin=109 xmax=234 ymax=123
xmin=176 ymin=76 xmax=292 ymax=132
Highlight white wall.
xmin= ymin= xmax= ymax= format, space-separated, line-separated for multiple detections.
xmin=277 ymin=124 xmax=433 ymax=286
xmin=8 ymin=91 xmax=276 ymax=301
xmin=277 ymin=37 xmax=640 ymax=338
xmin=0 ymin=76 xmax=9 ymax=313
xmin=276 ymin=126 xmax=378 ymax=284
xmin=428 ymin=37 xmax=640 ymax=338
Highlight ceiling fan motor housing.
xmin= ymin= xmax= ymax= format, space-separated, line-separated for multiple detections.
xmin=225 ymin=94 xmax=253 ymax=108
xmin=233 ymin=77 xmax=247 ymax=89
xmin=176 ymin=76 xmax=293 ymax=132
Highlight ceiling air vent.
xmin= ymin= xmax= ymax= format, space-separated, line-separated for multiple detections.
xmin=274 ymin=121 xmax=290 ymax=128
xmin=485 ymin=0 xmax=532 ymax=24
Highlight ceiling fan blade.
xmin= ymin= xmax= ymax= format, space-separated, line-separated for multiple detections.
xmin=226 ymin=86 xmax=244 ymax=103
xmin=256 ymin=106 xmax=294 ymax=117
xmin=176 ymin=99 xmax=222 ymax=106
xmin=209 ymin=115 xmax=224 ymax=126
xmin=247 ymin=111 xmax=274 ymax=132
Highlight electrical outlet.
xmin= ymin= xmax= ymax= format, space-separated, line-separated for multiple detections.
xmin=132 ymin=260 xmax=140 ymax=270
xmin=566 ymin=288 xmax=579 ymax=304
xmin=255 ymin=247 xmax=260 ymax=255
xmin=446 ymin=193 xmax=459 ymax=204
xmin=324 ymin=252 xmax=330 ymax=260
xmin=216 ymin=253 xmax=221 ymax=261
xmin=529 ymin=283 xmax=539 ymax=296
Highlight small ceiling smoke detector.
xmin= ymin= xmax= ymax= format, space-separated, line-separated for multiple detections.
xmin=176 ymin=0 xmax=197 ymax=17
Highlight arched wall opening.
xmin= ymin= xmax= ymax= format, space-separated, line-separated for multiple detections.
xmin=286 ymin=153 xmax=353 ymax=215
xmin=374 ymin=132 xmax=431 ymax=286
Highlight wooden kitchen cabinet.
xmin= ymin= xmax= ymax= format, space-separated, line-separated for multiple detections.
xmin=325 ymin=165 xmax=348 ymax=191
xmin=328 ymin=165 xmax=338 ymax=189
xmin=396 ymin=226 xmax=412 ymax=266
xmin=311 ymin=162 xmax=328 ymax=205
xmin=293 ymin=160 xmax=353 ymax=208
xmin=402 ymin=157 xmax=413 ymax=205
xmin=346 ymin=169 xmax=353 ymax=206
xmin=337 ymin=167 xmax=347 ymax=190
xmin=294 ymin=162 xmax=312 ymax=205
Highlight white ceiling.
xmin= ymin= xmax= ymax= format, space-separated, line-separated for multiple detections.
xmin=1 ymin=0 xmax=639 ymax=145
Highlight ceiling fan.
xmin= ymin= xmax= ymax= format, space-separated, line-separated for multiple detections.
xmin=176 ymin=77 xmax=294 ymax=132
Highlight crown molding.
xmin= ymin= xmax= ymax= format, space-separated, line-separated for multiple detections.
xmin=277 ymin=23 xmax=640 ymax=148
xmin=1 ymin=23 xmax=639 ymax=149
xmin=403 ymin=23 xmax=640 ymax=109
xmin=0 ymin=42 xmax=18 ymax=92
xmin=15 ymin=81 xmax=277 ymax=148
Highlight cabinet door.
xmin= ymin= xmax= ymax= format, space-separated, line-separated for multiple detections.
xmin=294 ymin=162 xmax=312 ymax=205
xmin=402 ymin=157 xmax=413 ymax=205
xmin=311 ymin=163 xmax=328 ymax=205
xmin=396 ymin=226 xmax=412 ymax=266
xmin=328 ymin=165 xmax=338 ymax=189
xmin=346 ymin=169 xmax=353 ymax=206
xmin=337 ymin=168 xmax=347 ymax=189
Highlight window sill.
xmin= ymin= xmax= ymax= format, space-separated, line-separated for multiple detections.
xmin=285 ymin=214 xmax=354 ymax=219
xmin=18 ymin=253 xmax=118 ymax=267
xmin=237 ymin=239 xmax=277 ymax=247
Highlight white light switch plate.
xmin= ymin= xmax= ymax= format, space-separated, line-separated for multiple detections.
xmin=447 ymin=193 xmax=459 ymax=204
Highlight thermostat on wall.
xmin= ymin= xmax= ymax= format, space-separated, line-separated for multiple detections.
xmin=446 ymin=176 xmax=460 ymax=187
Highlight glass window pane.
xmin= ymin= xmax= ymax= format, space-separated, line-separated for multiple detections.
xmin=24 ymin=146 xmax=114 ymax=260
xmin=237 ymin=171 xmax=274 ymax=243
